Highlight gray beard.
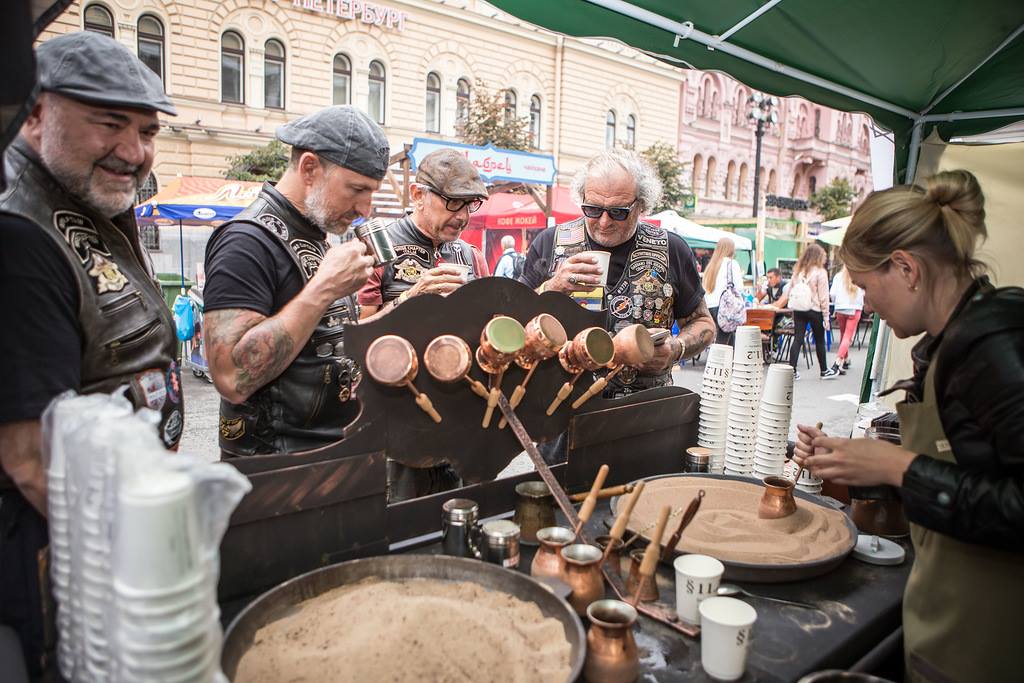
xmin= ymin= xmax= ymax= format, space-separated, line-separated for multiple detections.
xmin=304 ymin=182 xmax=347 ymax=235
xmin=39 ymin=133 xmax=138 ymax=219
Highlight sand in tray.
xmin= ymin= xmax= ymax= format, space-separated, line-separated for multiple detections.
xmin=627 ymin=477 xmax=853 ymax=565
xmin=234 ymin=578 xmax=573 ymax=683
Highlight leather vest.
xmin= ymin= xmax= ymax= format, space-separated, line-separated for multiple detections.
xmin=211 ymin=184 xmax=361 ymax=456
xmin=378 ymin=216 xmax=479 ymax=303
xmin=0 ymin=139 xmax=183 ymax=447
xmin=548 ymin=219 xmax=675 ymax=395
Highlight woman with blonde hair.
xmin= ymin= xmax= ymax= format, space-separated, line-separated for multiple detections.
xmin=826 ymin=263 xmax=865 ymax=376
xmin=702 ymin=236 xmax=744 ymax=345
xmin=794 ymin=170 xmax=1024 ymax=682
xmin=777 ymin=242 xmax=832 ymax=378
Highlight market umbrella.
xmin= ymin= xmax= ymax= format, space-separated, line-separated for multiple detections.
xmin=469 ymin=186 xmax=582 ymax=231
xmin=646 ymin=209 xmax=753 ymax=251
xmin=816 ymin=216 xmax=851 ymax=247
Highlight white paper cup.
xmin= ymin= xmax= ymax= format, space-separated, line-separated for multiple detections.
xmin=578 ymin=250 xmax=612 ymax=287
xmin=674 ymin=555 xmax=724 ymax=624
xmin=699 ymin=597 xmax=757 ymax=681
xmin=442 ymin=263 xmax=472 ymax=283
xmin=706 ymin=344 xmax=734 ymax=367
xmin=762 ymin=371 xmax=795 ymax=405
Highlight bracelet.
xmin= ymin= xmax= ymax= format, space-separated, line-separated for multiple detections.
xmin=671 ymin=338 xmax=685 ymax=364
xmin=396 ymin=290 xmax=410 ymax=306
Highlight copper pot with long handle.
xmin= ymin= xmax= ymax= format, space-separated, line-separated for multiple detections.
xmin=498 ymin=314 xmax=567 ymax=429
xmin=562 ymin=543 xmax=606 ymax=616
xmin=531 ymin=525 xmax=575 ymax=580
xmin=365 ymin=335 xmax=441 ymax=423
xmin=423 ymin=334 xmax=489 ymax=400
xmin=476 ymin=316 xmax=526 ymax=428
xmin=546 ymin=327 xmax=614 ymax=415
xmin=573 ymin=324 xmax=655 ymax=409
xmin=584 ymin=599 xmax=640 ymax=683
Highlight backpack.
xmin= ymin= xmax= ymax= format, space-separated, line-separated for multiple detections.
xmin=788 ymin=272 xmax=814 ymax=311
xmin=511 ymin=253 xmax=526 ymax=280
xmin=716 ymin=263 xmax=746 ymax=333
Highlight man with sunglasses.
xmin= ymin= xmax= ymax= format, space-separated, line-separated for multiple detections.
xmin=522 ymin=149 xmax=715 ymax=398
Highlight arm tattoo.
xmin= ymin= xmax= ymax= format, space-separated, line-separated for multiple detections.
xmin=206 ymin=309 xmax=296 ymax=399
xmin=677 ymin=300 xmax=716 ymax=358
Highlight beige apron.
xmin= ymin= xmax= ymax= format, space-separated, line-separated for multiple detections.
xmin=897 ymin=360 xmax=1024 ymax=683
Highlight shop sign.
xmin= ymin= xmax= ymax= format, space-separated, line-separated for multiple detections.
xmin=288 ymin=0 xmax=408 ymax=31
xmin=765 ymin=194 xmax=810 ymax=211
xmin=408 ymin=138 xmax=557 ymax=185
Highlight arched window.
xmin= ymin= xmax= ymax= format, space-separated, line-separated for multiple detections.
xmin=221 ymin=31 xmax=245 ymax=104
xmin=529 ymin=95 xmax=542 ymax=148
xmin=797 ymin=104 xmax=810 ymax=138
xmin=137 ymin=15 xmax=164 ymax=82
xmin=136 ymin=172 xmax=159 ymax=204
xmin=860 ymin=124 xmax=871 ymax=152
xmin=264 ymin=39 xmax=285 ymax=109
xmin=692 ymin=154 xmax=704 ymax=194
xmin=456 ymin=78 xmax=471 ymax=123
xmin=368 ymin=60 xmax=386 ymax=124
xmin=332 ymin=54 xmax=351 ymax=105
xmin=724 ymin=161 xmax=736 ymax=200
xmin=84 ymin=4 xmax=114 ymax=37
xmin=767 ymin=168 xmax=778 ymax=194
xmin=504 ymin=90 xmax=517 ymax=123
xmin=705 ymin=157 xmax=717 ymax=196
xmin=814 ymin=109 xmax=822 ymax=138
xmin=625 ymin=114 xmax=636 ymax=149
xmin=809 ymin=175 xmax=818 ymax=196
xmin=734 ymin=88 xmax=748 ymax=126
xmin=425 ymin=72 xmax=441 ymax=133
xmin=605 ymin=110 xmax=616 ymax=148
xmin=738 ymin=163 xmax=749 ymax=201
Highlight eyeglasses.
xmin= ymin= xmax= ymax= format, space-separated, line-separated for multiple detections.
xmin=424 ymin=186 xmax=484 ymax=213
xmin=580 ymin=199 xmax=638 ymax=221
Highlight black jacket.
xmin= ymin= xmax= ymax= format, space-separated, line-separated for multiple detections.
xmin=898 ymin=277 xmax=1024 ymax=551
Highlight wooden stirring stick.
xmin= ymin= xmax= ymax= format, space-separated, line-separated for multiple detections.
xmin=481 ymin=367 xmax=507 ymax=428
xmin=547 ymin=370 xmax=584 ymax=415
xmin=405 ymin=382 xmax=442 ymax=423
xmin=793 ymin=422 xmax=824 ymax=483
xmin=465 ymin=376 xmax=489 ymax=399
xmin=603 ymin=480 xmax=645 ymax=560
xmin=569 ymin=483 xmax=635 ymax=503
xmin=570 ymin=366 xmax=627 ymax=410
xmin=498 ymin=364 xmax=539 ymax=429
xmin=632 ymin=504 xmax=671 ymax=608
xmin=662 ymin=490 xmax=705 ymax=555
xmin=573 ymin=464 xmax=609 ymax=538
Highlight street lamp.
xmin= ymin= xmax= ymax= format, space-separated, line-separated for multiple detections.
xmin=748 ymin=92 xmax=779 ymax=218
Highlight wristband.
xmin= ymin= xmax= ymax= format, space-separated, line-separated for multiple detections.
xmin=671 ymin=338 xmax=685 ymax=364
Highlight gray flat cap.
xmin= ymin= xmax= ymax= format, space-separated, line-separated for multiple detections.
xmin=37 ymin=31 xmax=176 ymax=115
xmin=277 ymin=106 xmax=390 ymax=181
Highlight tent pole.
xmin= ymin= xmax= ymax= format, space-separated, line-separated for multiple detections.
xmin=179 ymin=218 xmax=185 ymax=293
xmin=719 ymin=0 xmax=785 ymax=41
xmin=903 ymin=120 xmax=925 ymax=185
xmin=920 ymin=107 xmax=1024 ymax=123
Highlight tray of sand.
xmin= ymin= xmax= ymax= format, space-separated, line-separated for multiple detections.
xmin=611 ymin=474 xmax=857 ymax=583
xmin=221 ymin=554 xmax=584 ymax=683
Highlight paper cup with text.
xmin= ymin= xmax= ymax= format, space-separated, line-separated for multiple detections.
xmin=443 ymin=263 xmax=472 ymax=283
xmin=578 ymin=250 xmax=612 ymax=288
xmin=699 ymin=596 xmax=758 ymax=681
xmin=673 ymin=554 xmax=724 ymax=624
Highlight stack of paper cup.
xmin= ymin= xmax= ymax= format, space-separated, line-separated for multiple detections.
xmin=46 ymin=444 xmax=75 ymax=679
xmin=698 ymin=344 xmax=733 ymax=472
xmin=725 ymin=326 xmax=764 ymax=476
xmin=785 ymin=460 xmax=825 ymax=495
xmin=753 ymin=364 xmax=795 ymax=478
xmin=114 ymin=471 xmax=220 ymax=683
xmin=80 ymin=449 xmax=117 ymax=681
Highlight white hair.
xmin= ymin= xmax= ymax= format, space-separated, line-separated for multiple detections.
xmin=501 ymin=235 xmax=515 ymax=249
xmin=570 ymin=149 xmax=662 ymax=214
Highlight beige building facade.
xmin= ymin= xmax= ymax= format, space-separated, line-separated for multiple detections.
xmin=41 ymin=0 xmax=684 ymax=202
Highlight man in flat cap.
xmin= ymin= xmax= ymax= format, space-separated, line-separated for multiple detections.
xmin=0 ymin=31 xmax=181 ymax=677
xmin=203 ymin=105 xmax=388 ymax=458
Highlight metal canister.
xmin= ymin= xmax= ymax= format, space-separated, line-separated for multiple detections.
xmin=479 ymin=520 xmax=521 ymax=569
xmin=441 ymin=498 xmax=479 ymax=558
xmin=684 ymin=446 xmax=711 ymax=473
xmin=354 ymin=217 xmax=396 ymax=266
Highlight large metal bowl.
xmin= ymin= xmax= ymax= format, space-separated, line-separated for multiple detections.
xmin=222 ymin=554 xmax=586 ymax=682
xmin=610 ymin=473 xmax=857 ymax=583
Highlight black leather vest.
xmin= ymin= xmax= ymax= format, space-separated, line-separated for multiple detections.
xmin=0 ymin=139 xmax=183 ymax=447
xmin=548 ymin=219 xmax=675 ymax=395
xmin=210 ymin=184 xmax=361 ymax=456
xmin=378 ymin=216 xmax=479 ymax=303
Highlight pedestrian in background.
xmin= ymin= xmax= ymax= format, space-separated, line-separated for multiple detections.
xmin=828 ymin=263 xmax=865 ymax=376
xmin=493 ymin=234 xmax=525 ymax=279
xmin=702 ymin=236 xmax=745 ymax=345
xmin=777 ymin=243 xmax=832 ymax=379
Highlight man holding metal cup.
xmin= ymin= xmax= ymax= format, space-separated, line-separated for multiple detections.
xmin=203 ymin=106 xmax=388 ymax=457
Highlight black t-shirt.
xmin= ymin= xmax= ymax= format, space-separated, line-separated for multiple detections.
xmin=520 ymin=225 xmax=705 ymax=320
xmin=203 ymin=222 xmax=305 ymax=316
xmin=0 ymin=213 xmax=82 ymax=423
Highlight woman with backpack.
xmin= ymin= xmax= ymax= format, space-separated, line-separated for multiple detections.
xmin=777 ymin=243 xmax=832 ymax=379
xmin=827 ymin=264 xmax=865 ymax=377
xmin=702 ymin=237 xmax=746 ymax=345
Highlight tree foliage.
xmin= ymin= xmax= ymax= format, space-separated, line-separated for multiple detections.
xmin=224 ymin=139 xmax=290 ymax=182
xmin=456 ymin=80 xmax=532 ymax=151
xmin=810 ymin=177 xmax=856 ymax=221
xmin=641 ymin=141 xmax=690 ymax=213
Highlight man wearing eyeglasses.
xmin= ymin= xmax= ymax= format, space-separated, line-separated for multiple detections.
xmin=522 ymin=149 xmax=715 ymax=397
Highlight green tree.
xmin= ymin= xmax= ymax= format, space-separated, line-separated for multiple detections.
xmin=224 ymin=139 xmax=290 ymax=182
xmin=810 ymin=177 xmax=856 ymax=221
xmin=640 ymin=141 xmax=689 ymax=213
xmin=456 ymin=80 xmax=532 ymax=151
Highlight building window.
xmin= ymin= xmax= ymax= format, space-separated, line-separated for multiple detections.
xmin=140 ymin=224 xmax=161 ymax=251
xmin=625 ymin=114 xmax=636 ymax=149
xmin=136 ymin=172 xmax=159 ymax=204
xmin=809 ymin=175 xmax=818 ymax=195
xmin=724 ymin=160 xmax=736 ymax=200
xmin=605 ymin=110 xmax=616 ymax=148
xmin=529 ymin=95 xmax=542 ymax=148
xmin=692 ymin=154 xmax=703 ymax=194
xmin=84 ymin=4 xmax=114 ymax=37
xmin=768 ymin=168 xmax=778 ymax=194
xmin=705 ymin=157 xmax=717 ymax=196
xmin=264 ymin=39 xmax=285 ymax=110
xmin=738 ymin=163 xmax=749 ymax=201
xmin=332 ymin=54 xmax=351 ymax=105
xmin=221 ymin=31 xmax=245 ymax=104
xmin=456 ymin=78 xmax=471 ymax=123
xmin=814 ymin=109 xmax=822 ymax=138
xmin=425 ymin=72 xmax=441 ymax=133
xmin=503 ymin=90 xmax=516 ymax=123
xmin=136 ymin=15 xmax=164 ymax=82
xmin=368 ymin=60 xmax=386 ymax=124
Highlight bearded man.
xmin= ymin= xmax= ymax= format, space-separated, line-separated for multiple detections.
xmin=203 ymin=106 xmax=387 ymax=457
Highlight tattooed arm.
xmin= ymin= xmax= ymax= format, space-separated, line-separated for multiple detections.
xmin=676 ymin=300 xmax=716 ymax=359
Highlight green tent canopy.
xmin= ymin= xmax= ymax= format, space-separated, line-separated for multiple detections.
xmin=489 ymin=0 xmax=1024 ymax=182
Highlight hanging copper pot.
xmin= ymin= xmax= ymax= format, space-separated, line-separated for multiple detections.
xmin=365 ymin=335 xmax=441 ymax=423
xmin=547 ymin=327 xmax=614 ymax=415
xmin=573 ymin=325 xmax=655 ymax=409
xmin=497 ymin=314 xmax=568 ymax=429
xmin=476 ymin=316 xmax=526 ymax=428
xmin=584 ymin=599 xmax=640 ymax=683
xmin=423 ymin=334 xmax=489 ymax=400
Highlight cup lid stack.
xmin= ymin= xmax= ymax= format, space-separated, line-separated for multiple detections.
xmin=698 ymin=344 xmax=733 ymax=473
xmin=724 ymin=327 xmax=764 ymax=477
xmin=753 ymin=364 xmax=795 ymax=478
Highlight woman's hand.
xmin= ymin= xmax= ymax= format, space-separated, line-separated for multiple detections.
xmin=803 ymin=433 xmax=917 ymax=487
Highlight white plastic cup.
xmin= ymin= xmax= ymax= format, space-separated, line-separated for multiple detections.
xmin=578 ymin=250 xmax=612 ymax=287
xmin=700 ymin=596 xmax=757 ymax=681
xmin=674 ymin=555 xmax=724 ymax=624
xmin=443 ymin=263 xmax=472 ymax=283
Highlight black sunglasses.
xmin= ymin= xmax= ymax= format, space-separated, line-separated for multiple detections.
xmin=424 ymin=186 xmax=484 ymax=214
xmin=580 ymin=198 xmax=638 ymax=221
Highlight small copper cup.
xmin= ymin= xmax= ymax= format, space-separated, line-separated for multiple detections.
xmin=625 ymin=548 xmax=659 ymax=603
xmin=758 ymin=475 xmax=798 ymax=519
xmin=611 ymin=324 xmax=655 ymax=367
xmin=562 ymin=327 xmax=615 ymax=372
xmin=424 ymin=335 xmax=489 ymax=400
xmin=366 ymin=335 xmax=441 ymax=423
xmin=585 ymin=600 xmax=640 ymax=683
xmin=516 ymin=313 xmax=568 ymax=368
xmin=477 ymin=315 xmax=526 ymax=371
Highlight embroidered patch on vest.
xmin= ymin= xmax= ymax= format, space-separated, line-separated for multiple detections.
xmin=53 ymin=210 xmax=111 ymax=263
xmin=88 ymin=253 xmax=128 ymax=294
xmin=291 ymin=239 xmax=324 ymax=280
xmin=162 ymin=408 xmax=183 ymax=447
xmin=257 ymin=213 xmax=289 ymax=241
xmin=393 ymin=257 xmax=426 ymax=283
xmin=220 ymin=416 xmax=245 ymax=440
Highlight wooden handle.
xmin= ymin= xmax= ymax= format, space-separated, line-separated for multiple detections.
xmin=498 ymin=384 xmax=528 ymax=429
xmin=466 ymin=377 xmax=489 ymax=399
xmin=546 ymin=382 xmax=574 ymax=416
xmin=639 ymin=505 xmax=672 ymax=578
xmin=482 ymin=387 xmax=500 ymax=427
xmin=571 ymin=377 xmax=607 ymax=410
xmin=577 ymin=464 xmax=610 ymax=526
xmin=568 ymin=483 xmax=634 ymax=503
xmin=414 ymin=392 xmax=442 ymax=423
xmin=663 ymin=490 xmax=705 ymax=554
xmin=608 ymin=480 xmax=646 ymax=541
xmin=794 ymin=421 xmax=824 ymax=482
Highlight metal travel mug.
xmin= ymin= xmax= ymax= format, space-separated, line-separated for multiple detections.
xmin=441 ymin=498 xmax=480 ymax=559
xmin=354 ymin=217 xmax=396 ymax=266
xmin=479 ymin=520 xmax=521 ymax=568
xmin=684 ymin=446 xmax=711 ymax=474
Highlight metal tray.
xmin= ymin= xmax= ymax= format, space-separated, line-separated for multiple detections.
xmin=221 ymin=554 xmax=586 ymax=682
xmin=610 ymin=473 xmax=857 ymax=583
